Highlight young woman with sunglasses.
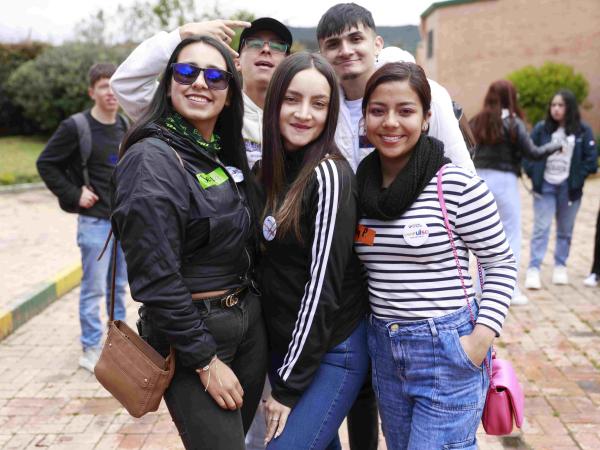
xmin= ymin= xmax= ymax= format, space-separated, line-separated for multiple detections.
xmin=354 ymin=63 xmax=516 ymax=449
xmin=257 ymin=52 xmax=369 ymax=449
xmin=110 ymin=36 xmax=267 ymax=450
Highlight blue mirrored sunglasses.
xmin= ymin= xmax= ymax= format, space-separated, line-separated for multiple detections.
xmin=171 ymin=63 xmax=232 ymax=90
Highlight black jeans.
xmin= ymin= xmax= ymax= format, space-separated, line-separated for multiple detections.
xmin=139 ymin=292 xmax=268 ymax=450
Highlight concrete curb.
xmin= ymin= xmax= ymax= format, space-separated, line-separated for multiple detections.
xmin=0 ymin=263 xmax=82 ymax=341
xmin=0 ymin=182 xmax=46 ymax=194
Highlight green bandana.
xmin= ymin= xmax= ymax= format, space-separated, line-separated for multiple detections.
xmin=163 ymin=112 xmax=221 ymax=155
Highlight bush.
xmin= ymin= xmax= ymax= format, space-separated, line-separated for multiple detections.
xmin=507 ymin=62 xmax=589 ymax=126
xmin=0 ymin=42 xmax=49 ymax=135
xmin=5 ymin=43 xmax=133 ymax=132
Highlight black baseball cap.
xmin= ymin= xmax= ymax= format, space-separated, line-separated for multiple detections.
xmin=238 ymin=18 xmax=293 ymax=53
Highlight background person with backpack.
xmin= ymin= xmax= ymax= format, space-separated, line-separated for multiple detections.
xmin=36 ymin=63 xmax=129 ymax=372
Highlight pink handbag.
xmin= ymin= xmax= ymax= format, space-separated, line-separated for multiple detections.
xmin=437 ymin=165 xmax=525 ymax=436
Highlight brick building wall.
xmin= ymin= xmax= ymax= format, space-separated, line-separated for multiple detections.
xmin=416 ymin=0 xmax=600 ymax=132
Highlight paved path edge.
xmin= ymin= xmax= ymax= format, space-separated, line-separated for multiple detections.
xmin=0 ymin=182 xmax=46 ymax=194
xmin=0 ymin=263 xmax=82 ymax=341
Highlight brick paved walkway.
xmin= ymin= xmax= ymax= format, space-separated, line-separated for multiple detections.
xmin=0 ymin=189 xmax=78 ymax=309
xmin=0 ymin=178 xmax=598 ymax=449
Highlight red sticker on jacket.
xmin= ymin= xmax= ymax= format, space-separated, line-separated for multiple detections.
xmin=355 ymin=225 xmax=376 ymax=245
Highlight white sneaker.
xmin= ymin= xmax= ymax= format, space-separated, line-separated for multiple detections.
xmin=79 ymin=347 xmax=101 ymax=373
xmin=584 ymin=273 xmax=598 ymax=287
xmin=511 ymin=293 xmax=529 ymax=305
xmin=552 ymin=266 xmax=569 ymax=285
xmin=525 ymin=268 xmax=541 ymax=290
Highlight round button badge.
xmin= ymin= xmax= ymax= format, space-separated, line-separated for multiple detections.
xmin=402 ymin=219 xmax=429 ymax=247
xmin=263 ymin=215 xmax=277 ymax=241
xmin=225 ymin=166 xmax=244 ymax=183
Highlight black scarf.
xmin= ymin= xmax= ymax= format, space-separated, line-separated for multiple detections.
xmin=357 ymin=135 xmax=449 ymax=220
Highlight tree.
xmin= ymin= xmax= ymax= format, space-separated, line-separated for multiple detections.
xmin=228 ymin=10 xmax=256 ymax=51
xmin=74 ymin=9 xmax=109 ymax=45
xmin=507 ymin=62 xmax=589 ymax=125
xmin=74 ymin=0 xmax=256 ymax=51
xmin=5 ymin=43 xmax=132 ymax=132
xmin=153 ymin=0 xmax=198 ymax=27
xmin=0 ymin=42 xmax=49 ymax=135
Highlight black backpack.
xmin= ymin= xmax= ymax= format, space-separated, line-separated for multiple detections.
xmin=58 ymin=111 xmax=129 ymax=213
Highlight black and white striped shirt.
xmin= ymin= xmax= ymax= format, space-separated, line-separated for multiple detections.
xmin=354 ymin=165 xmax=516 ymax=335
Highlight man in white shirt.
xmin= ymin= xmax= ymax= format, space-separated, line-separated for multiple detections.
xmin=110 ymin=17 xmax=292 ymax=169
xmin=314 ymin=5 xmax=474 ymax=449
xmin=317 ymin=3 xmax=474 ymax=173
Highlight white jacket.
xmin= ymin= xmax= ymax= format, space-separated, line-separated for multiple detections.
xmin=110 ymin=29 xmax=264 ymax=167
xmin=335 ymin=47 xmax=474 ymax=173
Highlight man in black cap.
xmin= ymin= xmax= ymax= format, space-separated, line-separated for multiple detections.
xmin=111 ymin=17 xmax=292 ymax=167
xmin=235 ymin=18 xmax=292 ymax=167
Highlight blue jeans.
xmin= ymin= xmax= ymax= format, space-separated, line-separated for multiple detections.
xmin=368 ymin=303 xmax=490 ymax=450
xmin=529 ymin=180 xmax=581 ymax=269
xmin=477 ymin=169 xmax=523 ymax=298
xmin=266 ymin=320 xmax=369 ymax=450
xmin=77 ymin=215 xmax=127 ymax=350
xmin=477 ymin=169 xmax=521 ymax=264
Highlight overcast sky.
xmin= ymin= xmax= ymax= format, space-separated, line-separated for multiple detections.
xmin=0 ymin=0 xmax=436 ymax=43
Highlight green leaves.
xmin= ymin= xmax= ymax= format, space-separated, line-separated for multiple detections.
xmin=508 ymin=62 xmax=589 ymax=125
xmin=5 ymin=43 xmax=132 ymax=132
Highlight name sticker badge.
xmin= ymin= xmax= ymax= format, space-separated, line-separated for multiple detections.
xmin=263 ymin=215 xmax=277 ymax=241
xmin=225 ymin=166 xmax=244 ymax=183
xmin=196 ymin=167 xmax=229 ymax=189
xmin=355 ymin=224 xmax=376 ymax=246
xmin=402 ymin=219 xmax=429 ymax=247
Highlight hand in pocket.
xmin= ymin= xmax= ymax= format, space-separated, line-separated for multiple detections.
xmin=459 ymin=324 xmax=496 ymax=367
xmin=459 ymin=334 xmax=487 ymax=367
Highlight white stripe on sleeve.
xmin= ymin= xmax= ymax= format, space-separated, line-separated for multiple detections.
xmin=278 ymin=160 xmax=340 ymax=381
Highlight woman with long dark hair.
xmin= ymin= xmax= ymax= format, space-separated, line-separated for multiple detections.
xmin=470 ymin=80 xmax=561 ymax=305
xmin=110 ymin=35 xmax=267 ymax=450
xmin=257 ymin=52 xmax=369 ymax=449
xmin=523 ymin=89 xmax=598 ymax=289
xmin=354 ymin=63 xmax=516 ymax=449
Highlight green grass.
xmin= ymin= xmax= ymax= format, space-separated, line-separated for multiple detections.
xmin=0 ymin=136 xmax=47 ymax=185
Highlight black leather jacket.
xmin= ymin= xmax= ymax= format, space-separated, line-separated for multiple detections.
xmin=473 ymin=115 xmax=561 ymax=176
xmin=111 ymin=124 xmax=255 ymax=369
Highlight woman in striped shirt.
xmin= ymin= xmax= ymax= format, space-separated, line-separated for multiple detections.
xmin=354 ymin=62 xmax=517 ymax=450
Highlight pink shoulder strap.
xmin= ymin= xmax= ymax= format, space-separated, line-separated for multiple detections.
xmin=437 ymin=165 xmax=494 ymax=380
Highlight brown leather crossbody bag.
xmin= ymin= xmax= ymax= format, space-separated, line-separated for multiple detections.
xmin=94 ymin=238 xmax=175 ymax=418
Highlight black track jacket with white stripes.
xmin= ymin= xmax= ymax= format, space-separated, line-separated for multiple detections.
xmin=260 ymin=155 xmax=368 ymax=408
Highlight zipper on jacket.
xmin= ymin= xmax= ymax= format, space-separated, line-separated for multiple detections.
xmin=164 ymin=129 xmax=254 ymax=281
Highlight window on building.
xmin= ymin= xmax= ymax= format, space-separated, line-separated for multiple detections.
xmin=427 ymin=30 xmax=434 ymax=59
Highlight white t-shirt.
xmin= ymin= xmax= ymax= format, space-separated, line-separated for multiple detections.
xmin=344 ymin=97 xmax=374 ymax=165
xmin=544 ymin=127 xmax=575 ymax=185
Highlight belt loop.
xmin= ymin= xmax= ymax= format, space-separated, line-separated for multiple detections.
xmin=427 ymin=318 xmax=438 ymax=337
xmin=205 ymin=300 xmax=211 ymax=314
